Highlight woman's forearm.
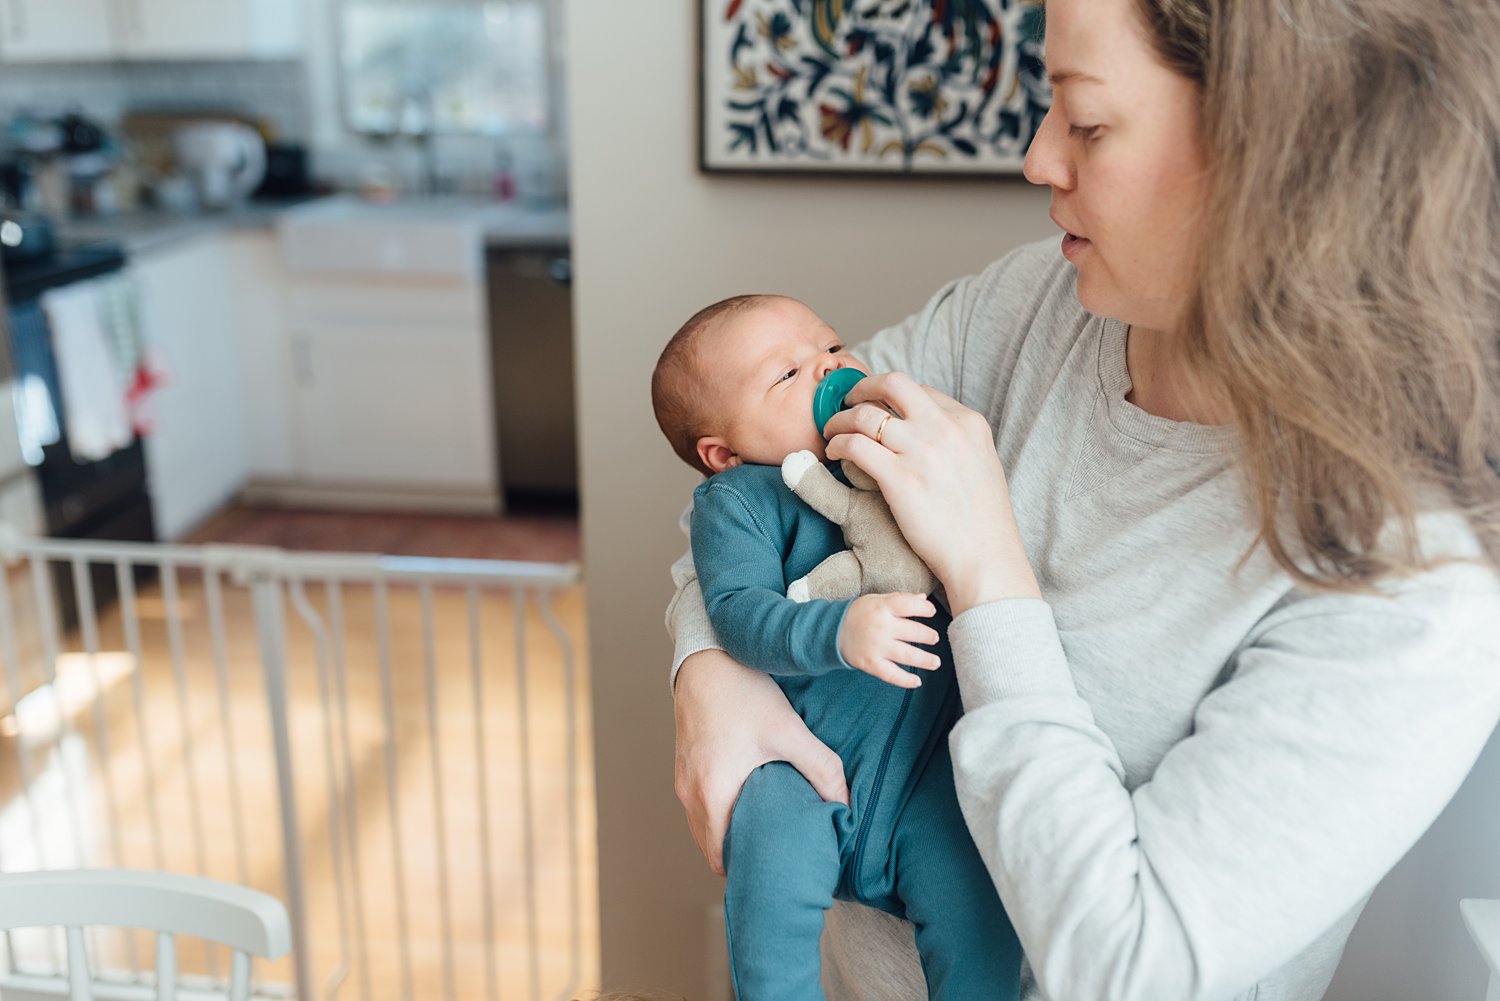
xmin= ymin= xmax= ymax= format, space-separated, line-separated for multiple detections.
xmin=666 ymin=538 xmax=724 ymax=689
xmin=673 ymin=647 xmax=848 ymax=874
xmin=946 ymin=569 xmax=1500 ymax=1001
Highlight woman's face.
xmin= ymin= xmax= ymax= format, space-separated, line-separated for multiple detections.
xmin=1023 ymin=0 xmax=1210 ymax=335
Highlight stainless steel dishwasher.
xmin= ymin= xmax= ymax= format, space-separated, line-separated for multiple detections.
xmin=486 ymin=245 xmax=578 ymax=504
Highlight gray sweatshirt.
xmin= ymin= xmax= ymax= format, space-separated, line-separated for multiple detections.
xmin=667 ymin=238 xmax=1500 ymax=1001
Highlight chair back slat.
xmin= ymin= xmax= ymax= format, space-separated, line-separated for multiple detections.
xmin=1461 ymin=900 xmax=1500 ymax=1001
xmin=228 ymin=949 xmax=252 ymax=1001
xmin=155 ymin=931 xmax=176 ymax=1001
xmin=64 ymin=926 xmax=92 ymax=1001
xmin=0 ymin=870 xmax=289 ymax=1001
xmin=0 ymin=870 xmax=291 ymax=958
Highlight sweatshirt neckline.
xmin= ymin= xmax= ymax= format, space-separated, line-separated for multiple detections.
xmin=1096 ymin=317 xmax=1236 ymax=455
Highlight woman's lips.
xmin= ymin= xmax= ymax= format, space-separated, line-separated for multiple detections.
xmin=1061 ymin=232 xmax=1090 ymax=261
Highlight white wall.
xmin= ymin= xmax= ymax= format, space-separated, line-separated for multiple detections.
xmin=565 ymin=0 xmax=1052 ymax=993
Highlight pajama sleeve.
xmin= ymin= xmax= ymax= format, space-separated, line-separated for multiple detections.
xmin=690 ymin=478 xmax=853 ymax=678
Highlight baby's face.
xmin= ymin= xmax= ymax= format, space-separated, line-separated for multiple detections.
xmin=700 ymin=298 xmax=868 ymax=470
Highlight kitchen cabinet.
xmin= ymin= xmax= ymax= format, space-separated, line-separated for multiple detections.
xmin=223 ymin=230 xmax=296 ymax=481
xmin=131 ymin=232 xmax=250 ymax=540
xmin=114 ymin=0 xmax=300 ymax=60
xmin=0 ymin=0 xmax=115 ymax=62
xmin=0 ymin=0 xmax=298 ymax=62
xmin=290 ymin=319 xmax=494 ymax=492
xmin=265 ymin=201 xmax=500 ymax=513
xmin=270 ymin=274 xmax=498 ymax=512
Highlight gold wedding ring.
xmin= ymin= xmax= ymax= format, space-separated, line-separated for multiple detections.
xmin=874 ymin=412 xmax=893 ymax=445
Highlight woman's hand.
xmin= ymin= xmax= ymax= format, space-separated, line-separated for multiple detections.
xmin=823 ymin=371 xmax=1041 ymax=613
xmin=673 ymin=648 xmax=850 ymax=876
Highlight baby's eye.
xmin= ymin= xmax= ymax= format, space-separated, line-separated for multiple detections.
xmin=780 ymin=368 xmax=797 ymax=382
xmin=827 ymin=345 xmax=842 ymax=354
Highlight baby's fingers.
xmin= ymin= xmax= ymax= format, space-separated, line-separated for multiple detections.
xmin=889 ymin=641 xmax=943 ymax=672
xmin=860 ymin=659 xmax=922 ymax=689
xmin=886 ymin=593 xmax=937 ymax=619
xmin=895 ymin=618 xmax=941 ymax=648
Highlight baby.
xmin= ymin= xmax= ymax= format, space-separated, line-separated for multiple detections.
xmin=652 ymin=294 xmax=1022 ymax=1000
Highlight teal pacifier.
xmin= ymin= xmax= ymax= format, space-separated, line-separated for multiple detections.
xmin=813 ymin=368 xmax=867 ymax=436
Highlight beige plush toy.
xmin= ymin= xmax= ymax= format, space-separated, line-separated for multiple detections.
xmin=780 ymin=449 xmax=938 ymax=603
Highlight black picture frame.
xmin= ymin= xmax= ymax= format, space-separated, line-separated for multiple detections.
xmin=698 ymin=0 xmax=1051 ymax=177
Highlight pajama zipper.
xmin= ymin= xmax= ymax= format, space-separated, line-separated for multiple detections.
xmin=849 ymin=685 xmax=913 ymax=902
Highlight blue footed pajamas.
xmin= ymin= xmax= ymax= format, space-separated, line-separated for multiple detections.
xmin=691 ymin=463 xmax=1022 ymax=1001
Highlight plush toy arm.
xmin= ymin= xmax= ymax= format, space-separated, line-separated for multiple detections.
xmin=781 ymin=450 xmax=853 ymax=525
xmin=788 ymin=550 xmax=865 ymax=603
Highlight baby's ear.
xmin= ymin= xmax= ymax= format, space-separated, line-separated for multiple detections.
xmin=696 ymin=436 xmax=740 ymax=474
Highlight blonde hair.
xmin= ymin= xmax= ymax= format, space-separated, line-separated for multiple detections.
xmin=1135 ymin=0 xmax=1500 ymax=591
xmin=651 ymin=294 xmax=775 ymax=476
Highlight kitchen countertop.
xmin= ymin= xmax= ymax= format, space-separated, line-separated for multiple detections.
xmin=59 ymin=194 xmax=571 ymax=256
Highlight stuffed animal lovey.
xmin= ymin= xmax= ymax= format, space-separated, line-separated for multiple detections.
xmin=779 ymin=449 xmax=938 ymax=603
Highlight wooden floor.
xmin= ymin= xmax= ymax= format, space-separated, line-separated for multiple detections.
xmin=0 ymin=504 xmax=597 ymax=1001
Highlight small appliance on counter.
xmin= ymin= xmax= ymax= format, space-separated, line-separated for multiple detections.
xmin=1 ymin=108 xmax=122 ymax=219
xmin=120 ymin=110 xmax=278 ymax=211
xmin=253 ymin=142 xmax=312 ymax=200
xmin=171 ymin=121 xmax=267 ymax=211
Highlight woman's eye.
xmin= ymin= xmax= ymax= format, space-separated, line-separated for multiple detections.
xmin=1069 ymin=123 xmax=1102 ymax=141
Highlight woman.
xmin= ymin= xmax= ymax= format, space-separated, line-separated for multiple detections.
xmin=669 ymin=0 xmax=1500 ymax=998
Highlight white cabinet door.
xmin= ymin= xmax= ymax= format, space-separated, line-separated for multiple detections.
xmin=133 ymin=233 xmax=250 ymax=540
xmin=0 ymin=0 xmax=113 ymax=61
xmin=291 ymin=320 xmax=495 ymax=492
xmin=115 ymin=0 xmax=298 ymax=59
xmin=223 ymin=231 xmax=295 ymax=481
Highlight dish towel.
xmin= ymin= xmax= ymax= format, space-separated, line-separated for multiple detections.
xmin=40 ymin=281 xmax=132 ymax=462
xmin=95 ymin=273 xmax=167 ymax=435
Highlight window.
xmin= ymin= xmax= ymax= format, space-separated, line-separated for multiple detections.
xmin=339 ymin=0 xmax=551 ymax=138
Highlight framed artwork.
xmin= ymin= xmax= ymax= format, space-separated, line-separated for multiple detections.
xmin=699 ymin=0 xmax=1050 ymax=176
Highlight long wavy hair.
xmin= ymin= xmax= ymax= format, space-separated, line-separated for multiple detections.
xmin=1134 ymin=0 xmax=1500 ymax=591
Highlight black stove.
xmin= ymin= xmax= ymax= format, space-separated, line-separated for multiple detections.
xmin=2 ymin=238 xmax=157 ymax=629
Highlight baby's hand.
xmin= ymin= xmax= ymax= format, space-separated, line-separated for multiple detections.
xmin=838 ymin=593 xmax=942 ymax=688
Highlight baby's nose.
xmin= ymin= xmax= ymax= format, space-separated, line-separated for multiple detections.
xmin=817 ymin=353 xmax=844 ymax=378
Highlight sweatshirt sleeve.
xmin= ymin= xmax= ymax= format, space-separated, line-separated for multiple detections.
xmin=946 ymin=558 xmax=1500 ymax=1001
xmin=666 ymin=500 xmax=721 ymax=690
xmin=691 ymin=478 xmax=853 ymax=679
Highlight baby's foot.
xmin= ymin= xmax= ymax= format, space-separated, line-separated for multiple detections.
xmin=781 ymin=450 xmax=819 ymax=489
xmin=787 ymin=576 xmax=812 ymax=603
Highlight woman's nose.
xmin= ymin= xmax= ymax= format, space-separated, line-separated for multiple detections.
xmin=1023 ymin=106 xmax=1074 ymax=190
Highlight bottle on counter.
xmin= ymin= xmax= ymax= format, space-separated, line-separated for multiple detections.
xmin=493 ymin=146 xmax=516 ymax=203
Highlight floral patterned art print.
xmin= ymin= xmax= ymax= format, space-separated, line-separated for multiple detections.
xmin=700 ymin=0 xmax=1049 ymax=175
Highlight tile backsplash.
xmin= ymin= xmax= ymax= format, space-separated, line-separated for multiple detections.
xmin=0 ymin=59 xmax=308 ymax=142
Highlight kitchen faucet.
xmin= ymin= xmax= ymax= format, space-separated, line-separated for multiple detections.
xmin=398 ymin=84 xmax=439 ymax=197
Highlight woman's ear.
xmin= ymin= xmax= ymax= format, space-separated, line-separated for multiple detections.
xmin=696 ymin=436 xmax=740 ymax=474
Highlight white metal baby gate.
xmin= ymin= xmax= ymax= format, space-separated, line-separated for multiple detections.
xmin=0 ymin=530 xmax=586 ymax=1001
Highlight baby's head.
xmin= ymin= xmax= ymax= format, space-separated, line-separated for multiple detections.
xmin=652 ymin=294 xmax=867 ymax=476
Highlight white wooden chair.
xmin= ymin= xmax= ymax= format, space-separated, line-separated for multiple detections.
xmin=0 ymin=869 xmax=291 ymax=1001
xmin=1464 ymin=899 xmax=1500 ymax=1001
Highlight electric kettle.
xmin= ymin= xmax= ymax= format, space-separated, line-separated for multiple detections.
xmin=171 ymin=122 xmax=267 ymax=210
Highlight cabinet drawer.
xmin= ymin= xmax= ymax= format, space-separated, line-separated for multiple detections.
xmin=278 ymin=216 xmax=484 ymax=283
